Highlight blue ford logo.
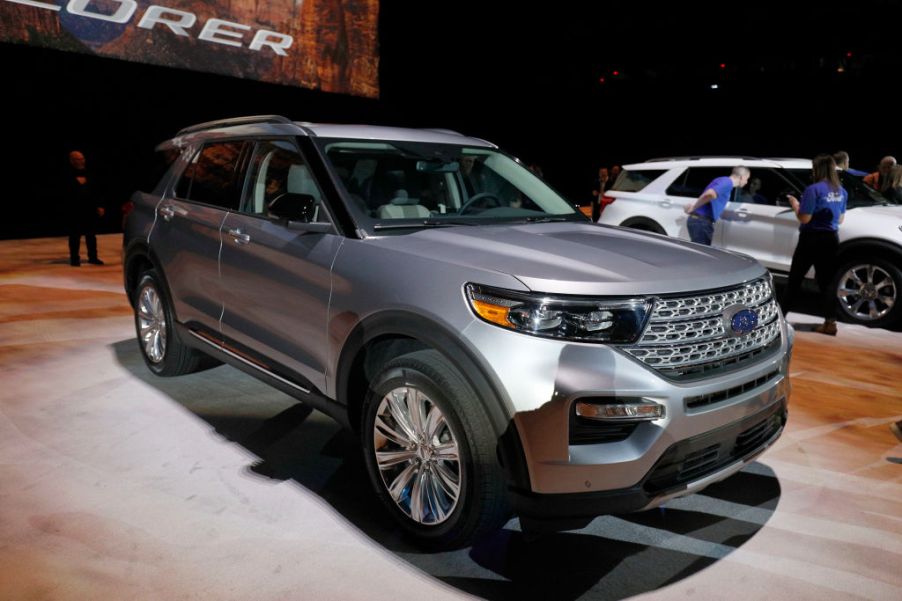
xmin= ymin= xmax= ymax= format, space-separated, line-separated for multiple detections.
xmin=730 ymin=309 xmax=759 ymax=334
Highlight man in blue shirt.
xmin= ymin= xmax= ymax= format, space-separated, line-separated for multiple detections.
xmin=832 ymin=151 xmax=868 ymax=177
xmin=683 ymin=166 xmax=750 ymax=245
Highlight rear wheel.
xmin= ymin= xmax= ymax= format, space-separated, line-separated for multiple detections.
xmin=134 ymin=270 xmax=219 ymax=376
xmin=620 ymin=217 xmax=666 ymax=235
xmin=361 ymin=349 xmax=510 ymax=548
xmin=833 ymin=258 xmax=902 ymax=328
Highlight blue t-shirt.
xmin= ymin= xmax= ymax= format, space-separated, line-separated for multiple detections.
xmin=694 ymin=176 xmax=733 ymax=221
xmin=799 ymin=181 xmax=847 ymax=232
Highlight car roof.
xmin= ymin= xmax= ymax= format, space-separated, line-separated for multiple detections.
xmin=623 ymin=157 xmax=811 ymax=170
xmin=165 ymin=115 xmax=496 ymax=149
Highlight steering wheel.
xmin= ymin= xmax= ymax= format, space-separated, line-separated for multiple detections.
xmin=458 ymin=192 xmax=502 ymax=214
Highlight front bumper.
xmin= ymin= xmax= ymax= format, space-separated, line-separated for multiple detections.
xmin=462 ymin=314 xmax=793 ymax=510
xmin=509 ymin=398 xmax=786 ymax=521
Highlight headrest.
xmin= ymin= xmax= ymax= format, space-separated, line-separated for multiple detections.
xmin=390 ymin=193 xmax=420 ymax=206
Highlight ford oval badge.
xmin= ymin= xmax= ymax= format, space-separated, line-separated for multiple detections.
xmin=730 ymin=309 xmax=759 ymax=335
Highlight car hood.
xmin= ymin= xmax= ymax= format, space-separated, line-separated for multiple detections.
xmin=372 ymin=222 xmax=766 ymax=296
xmin=849 ymin=204 xmax=902 ymax=218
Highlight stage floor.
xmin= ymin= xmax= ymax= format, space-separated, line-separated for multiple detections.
xmin=1 ymin=234 xmax=900 ymax=601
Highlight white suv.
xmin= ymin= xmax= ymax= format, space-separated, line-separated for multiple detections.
xmin=599 ymin=157 xmax=902 ymax=329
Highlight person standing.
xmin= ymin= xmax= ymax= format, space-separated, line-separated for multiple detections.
xmin=683 ymin=166 xmax=750 ymax=245
xmin=781 ymin=154 xmax=847 ymax=335
xmin=885 ymin=165 xmax=902 ymax=203
xmin=863 ymin=156 xmax=896 ymax=193
xmin=591 ymin=166 xmax=610 ymax=221
xmin=63 ymin=150 xmax=105 ymax=266
xmin=832 ymin=151 xmax=868 ymax=177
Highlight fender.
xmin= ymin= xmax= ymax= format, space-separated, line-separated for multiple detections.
xmin=334 ymin=310 xmax=514 ymax=438
xmin=837 ymin=237 xmax=902 ymax=265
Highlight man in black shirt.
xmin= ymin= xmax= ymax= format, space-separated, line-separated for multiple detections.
xmin=63 ymin=150 xmax=105 ymax=266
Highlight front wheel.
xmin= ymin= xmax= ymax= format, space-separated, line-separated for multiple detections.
xmin=361 ymin=350 xmax=510 ymax=549
xmin=833 ymin=258 xmax=902 ymax=328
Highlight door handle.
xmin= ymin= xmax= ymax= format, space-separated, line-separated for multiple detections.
xmin=228 ymin=228 xmax=251 ymax=245
xmin=158 ymin=205 xmax=175 ymax=221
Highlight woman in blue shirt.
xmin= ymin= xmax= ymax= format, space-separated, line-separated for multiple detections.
xmin=780 ymin=154 xmax=848 ymax=335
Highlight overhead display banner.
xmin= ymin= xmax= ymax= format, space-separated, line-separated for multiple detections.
xmin=0 ymin=0 xmax=379 ymax=98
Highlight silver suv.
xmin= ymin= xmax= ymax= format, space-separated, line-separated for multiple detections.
xmin=124 ymin=116 xmax=792 ymax=548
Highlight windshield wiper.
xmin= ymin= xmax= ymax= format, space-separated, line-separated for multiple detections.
xmin=521 ymin=215 xmax=578 ymax=223
xmin=373 ymin=219 xmax=476 ymax=230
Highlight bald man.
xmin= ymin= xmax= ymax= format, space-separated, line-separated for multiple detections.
xmin=863 ymin=156 xmax=897 ymax=193
xmin=64 ymin=150 xmax=105 ymax=266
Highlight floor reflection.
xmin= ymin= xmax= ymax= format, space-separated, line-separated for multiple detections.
xmin=114 ymin=339 xmax=782 ymax=601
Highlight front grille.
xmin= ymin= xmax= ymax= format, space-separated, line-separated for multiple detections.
xmin=685 ymin=369 xmax=781 ymax=410
xmin=569 ymin=419 xmax=639 ymax=445
xmin=642 ymin=400 xmax=787 ymax=494
xmin=623 ymin=278 xmax=782 ymax=379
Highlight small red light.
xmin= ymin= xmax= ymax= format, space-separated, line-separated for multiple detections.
xmin=599 ymin=77 xmax=606 ymax=84
xmin=612 ymin=70 xmax=620 ymax=76
xmin=846 ymin=51 xmax=853 ymax=58
xmin=719 ymin=63 xmax=726 ymax=69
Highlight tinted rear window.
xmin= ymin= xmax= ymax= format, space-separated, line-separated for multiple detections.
xmin=666 ymin=167 xmax=732 ymax=198
xmin=175 ymin=141 xmax=246 ymax=210
xmin=610 ymin=169 xmax=666 ymax=192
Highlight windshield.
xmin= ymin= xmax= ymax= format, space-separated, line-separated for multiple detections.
xmin=317 ymin=139 xmax=581 ymax=230
xmin=785 ymin=169 xmax=897 ymax=209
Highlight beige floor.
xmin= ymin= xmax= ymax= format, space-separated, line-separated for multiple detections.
xmin=1 ymin=234 xmax=900 ymax=601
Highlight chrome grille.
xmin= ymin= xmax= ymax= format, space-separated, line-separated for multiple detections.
xmin=624 ymin=279 xmax=781 ymax=374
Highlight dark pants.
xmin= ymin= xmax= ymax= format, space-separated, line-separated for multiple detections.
xmin=780 ymin=229 xmax=839 ymax=320
xmin=68 ymin=220 xmax=98 ymax=264
xmin=687 ymin=214 xmax=714 ymax=245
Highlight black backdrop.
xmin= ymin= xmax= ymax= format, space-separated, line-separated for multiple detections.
xmin=3 ymin=0 xmax=901 ymax=239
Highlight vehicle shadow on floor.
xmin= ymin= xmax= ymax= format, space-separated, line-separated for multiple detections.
xmin=112 ymin=339 xmax=782 ymax=601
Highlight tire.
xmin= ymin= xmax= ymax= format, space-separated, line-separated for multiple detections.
xmin=361 ymin=349 xmax=510 ymax=549
xmin=133 ymin=269 xmax=220 ymax=376
xmin=832 ymin=257 xmax=902 ymax=328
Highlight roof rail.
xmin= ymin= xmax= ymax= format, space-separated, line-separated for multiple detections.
xmin=645 ymin=156 xmax=763 ymax=162
xmin=421 ymin=128 xmax=464 ymax=136
xmin=177 ymin=115 xmax=294 ymax=136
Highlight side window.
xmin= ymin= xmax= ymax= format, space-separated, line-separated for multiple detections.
xmin=610 ymin=169 xmax=666 ymax=192
xmin=734 ymin=169 xmax=794 ymax=206
xmin=173 ymin=141 xmax=245 ymax=210
xmin=666 ymin=167 xmax=732 ymax=198
xmin=243 ymin=140 xmax=330 ymax=223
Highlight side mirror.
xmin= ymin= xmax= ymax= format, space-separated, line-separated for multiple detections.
xmin=268 ymin=192 xmax=316 ymax=223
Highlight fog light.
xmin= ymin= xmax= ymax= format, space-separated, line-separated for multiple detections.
xmin=575 ymin=400 xmax=665 ymax=421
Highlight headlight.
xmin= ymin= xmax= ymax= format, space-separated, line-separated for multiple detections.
xmin=465 ymin=284 xmax=652 ymax=343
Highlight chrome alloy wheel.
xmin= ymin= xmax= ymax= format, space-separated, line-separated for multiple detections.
xmin=837 ymin=264 xmax=897 ymax=321
xmin=373 ymin=386 xmax=462 ymax=525
xmin=137 ymin=284 xmax=167 ymax=363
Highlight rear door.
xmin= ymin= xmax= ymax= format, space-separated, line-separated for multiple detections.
xmin=149 ymin=140 xmax=247 ymax=335
xmin=219 ymin=139 xmax=343 ymax=393
xmin=665 ymin=167 xmax=733 ymax=245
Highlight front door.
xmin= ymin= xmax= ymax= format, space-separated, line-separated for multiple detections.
xmin=219 ymin=139 xmax=343 ymax=392
xmin=719 ymin=168 xmax=800 ymax=271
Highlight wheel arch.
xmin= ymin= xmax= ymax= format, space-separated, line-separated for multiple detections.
xmin=619 ymin=216 xmax=668 ymax=235
xmin=335 ymin=311 xmax=513 ymax=439
xmin=836 ymin=238 xmax=902 ymax=266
